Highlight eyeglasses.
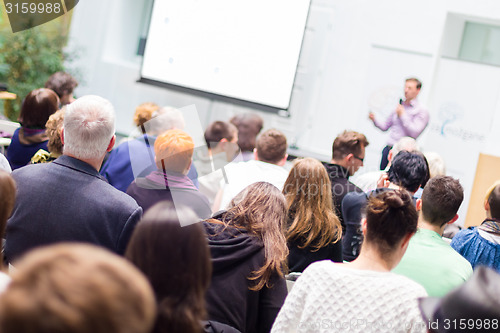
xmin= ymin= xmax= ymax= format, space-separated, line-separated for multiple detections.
xmin=352 ymin=155 xmax=364 ymax=163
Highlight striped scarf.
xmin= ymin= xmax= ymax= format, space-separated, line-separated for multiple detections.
xmin=478 ymin=218 xmax=500 ymax=236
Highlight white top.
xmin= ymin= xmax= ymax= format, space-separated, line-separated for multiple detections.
xmin=272 ymin=261 xmax=428 ymax=333
xmin=219 ymin=159 xmax=289 ymax=210
xmin=351 ymin=170 xmax=384 ymax=192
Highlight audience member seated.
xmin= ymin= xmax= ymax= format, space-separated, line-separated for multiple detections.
xmin=0 ymin=243 xmax=156 ymax=333
xmin=7 ymin=88 xmax=59 ymax=170
xmin=342 ymin=151 xmax=428 ymax=261
xmin=101 ymin=105 xmax=199 ymax=192
xmin=127 ymin=129 xmax=211 ymax=218
xmin=418 ymin=266 xmax=500 ymax=333
xmin=204 ymin=182 xmax=288 ymax=333
xmin=230 ymin=112 xmax=263 ymax=162
xmin=283 ymin=158 xmax=342 ymax=272
xmin=451 ymin=181 xmax=500 ymax=272
xmin=126 ymin=202 xmax=240 ymax=333
xmin=31 ymin=108 xmax=65 ymax=164
xmin=44 ymin=71 xmax=78 ymax=106
xmin=352 ymin=136 xmax=419 ymax=192
xmin=393 ymin=176 xmax=473 ymax=296
xmin=194 ymin=120 xmax=239 ymax=207
xmin=424 ymin=151 xmax=446 ymax=179
xmin=5 ymin=95 xmax=142 ymax=262
xmin=272 ymin=190 xmax=427 ymax=333
xmin=324 ymin=130 xmax=369 ymax=232
xmin=0 ymin=170 xmax=15 ymax=291
xmin=216 ymin=129 xmax=289 ymax=210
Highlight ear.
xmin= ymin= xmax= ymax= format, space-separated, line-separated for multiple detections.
xmin=106 ymin=135 xmax=116 ymax=152
xmin=447 ymin=214 xmax=459 ymax=225
xmin=485 ymin=199 xmax=490 ymax=212
xmin=361 ymin=218 xmax=367 ymax=236
xmin=387 ymin=150 xmax=393 ymax=162
xmin=415 ymin=199 xmax=422 ymax=211
xmin=277 ymin=153 xmax=288 ymax=167
xmin=346 ymin=153 xmax=354 ymax=163
xmin=401 ymin=232 xmax=415 ymax=251
xmin=185 ymin=159 xmax=192 ymax=175
xmin=60 ymin=128 xmax=65 ymax=145
xmin=216 ymin=138 xmax=228 ymax=149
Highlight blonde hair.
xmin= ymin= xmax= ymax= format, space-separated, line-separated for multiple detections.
xmin=133 ymin=102 xmax=160 ymax=127
xmin=0 ymin=243 xmax=156 ymax=333
xmin=45 ymin=108 xmax=65 ymax=154
xmin=283 ymin=158 xmax=341 ymax=250
xmin=0 ymin=171 xmax=15 ymax=271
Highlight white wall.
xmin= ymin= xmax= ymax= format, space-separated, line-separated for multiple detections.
xmin=68 ymin=0 xmax=500 ymax=225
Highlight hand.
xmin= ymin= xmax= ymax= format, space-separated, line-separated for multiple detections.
xmin=377 ymin=173 xmax=390 ymax=188
xmin=396 ymin=105 xmax=405 ymax=117
xmin=368 ymin=112 xmax=375 ymax=121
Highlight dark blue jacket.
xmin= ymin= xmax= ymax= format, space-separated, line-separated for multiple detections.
xmin=5 ymin=155 xmax=142 ymax=262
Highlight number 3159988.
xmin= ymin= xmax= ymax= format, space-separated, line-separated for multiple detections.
xmin=5 ymin=2 xmax=62 ymax=14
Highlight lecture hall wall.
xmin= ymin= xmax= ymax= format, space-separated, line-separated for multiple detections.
xmin=68 ymin=0 xmax=500 ymax=225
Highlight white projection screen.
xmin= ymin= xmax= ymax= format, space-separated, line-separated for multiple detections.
xmin=140 ymin=0 xmax=311 ymax=111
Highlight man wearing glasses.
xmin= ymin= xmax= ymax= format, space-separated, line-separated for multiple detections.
xmin=324 ymin=130 xmax=369 ymax=234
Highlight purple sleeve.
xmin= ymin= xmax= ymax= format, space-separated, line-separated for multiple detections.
xmin=373 ymin=112 xmax=394 ymax=131
xmin=399 ymin=106 xmax=429 ymax=138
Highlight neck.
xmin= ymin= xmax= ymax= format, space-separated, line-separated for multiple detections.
xmin=331 ymin=159 xmax=348 ymax=169
xmin=348 ymin=244 xmax=399 ymax=272
xmin=418 ymin=217 xmax=444 ymax=236
xmin=65 ymin=153 xmax=104 ymax=171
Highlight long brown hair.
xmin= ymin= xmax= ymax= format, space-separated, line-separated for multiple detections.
xmin=126 ymin=202 xmax=211 ymax=333
xmin=0 ymin=170 xmax=16 ymax=271
xmin=220 ymin=182 xmax=288 ymax=291
xmin=283 ymin=158 xmax=341 ymax=250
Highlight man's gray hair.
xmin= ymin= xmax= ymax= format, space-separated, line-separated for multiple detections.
xmin=391 ymin=137 xmax=420 ymax=157
xmin=144 ymin=106 xmax=185 ymax=136
xmin=63 ymin=95 xmax=115 ymax=160
xmin=424 ymin=151 xmax=446 ymax=179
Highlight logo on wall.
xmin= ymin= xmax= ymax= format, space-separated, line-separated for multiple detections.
xmin=438 ymin=102 xmax=463 ymax=136
xmin=3 ymin=0 xmax=79 ymax=33
xmin=428 ymin=102 xmax=485 ymax=142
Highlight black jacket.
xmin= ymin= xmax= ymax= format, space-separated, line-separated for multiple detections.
xmin=204 ymin=213 xmax=287 ymax=333
xmin=324 ymin=163 xmax=363 ymax=232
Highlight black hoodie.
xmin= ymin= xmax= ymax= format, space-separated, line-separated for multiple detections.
xmin=204 ymin=212 xmax=287 ymax=333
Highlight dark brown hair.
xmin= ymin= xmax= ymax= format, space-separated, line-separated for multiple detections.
xmin=283 ymin=158 xmax=341 ymax=250
xmin=204 ymin=121 xmax=237 ymax=149
xmin=0 ymin=244 xmax=156 ymax=333
xmin=486 ymin=182 xmax=500 ymax=219
xmin=220 ymin=182 xmax=288 ymax=290
xmin=0 ymin=171 xmax=15 ymax=270
xmin=332 ymin=130 xmax=369 ymax=160
xmin=255 ymin=129 xmax=287 ymax=164
xmin=44 ymin=72 xmax=78 ymax=98
xmin=365 ymin=190 xmax=418 ymax=255
xmin=18 ymin=88 xmax=59 ymax=129
xmin=421 ymin=176 xmax=463 ymax=227
xmin=126 ymin=202 xmax=211 ymax=333
xmin=230 ymin=113 xmax=263 ymax=152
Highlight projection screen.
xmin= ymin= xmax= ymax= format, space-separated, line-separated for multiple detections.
xmin=140 ymin=0 xmax=311 ymax=111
